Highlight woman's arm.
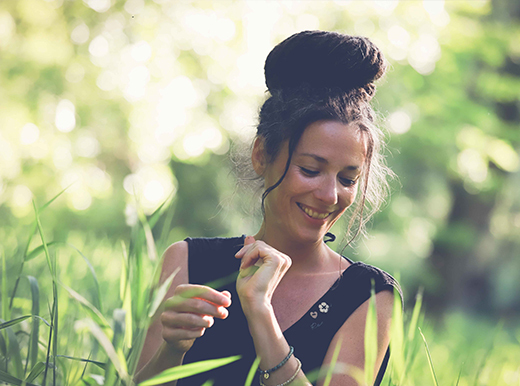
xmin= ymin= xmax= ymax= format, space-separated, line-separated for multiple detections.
xmin=236 ymin=237 xmax=312 ymax=386
xmin=317 ymin=290 xmax=395 ymax=386
xmin=134 ymin=241 xmax=232 ymax=385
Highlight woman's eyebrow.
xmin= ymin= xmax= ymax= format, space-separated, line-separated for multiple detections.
xmin=298 ymin=153 xmax=361 ymax=171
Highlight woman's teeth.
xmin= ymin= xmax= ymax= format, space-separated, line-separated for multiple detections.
xmin=300 ymin=205 xmax=330 ymax=219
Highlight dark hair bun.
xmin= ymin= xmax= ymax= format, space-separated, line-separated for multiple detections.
xmin=265 ymin=30 xmax=386 ymax=96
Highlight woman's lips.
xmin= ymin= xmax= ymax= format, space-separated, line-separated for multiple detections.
xmin=297 ymin=203 xmax=332 ymax=220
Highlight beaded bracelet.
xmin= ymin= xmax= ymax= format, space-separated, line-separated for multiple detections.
xmin=259 ymin=357 xmax=302 ymax=386
xmin=258 ymin=346 xmax=294 ymax=380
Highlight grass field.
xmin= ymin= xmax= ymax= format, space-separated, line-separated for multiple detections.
xmin=1 ymin=193 xmax=519 ymax=386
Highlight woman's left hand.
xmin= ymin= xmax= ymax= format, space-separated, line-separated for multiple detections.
xmin=235 ymin=236 xmax=292 ymax=312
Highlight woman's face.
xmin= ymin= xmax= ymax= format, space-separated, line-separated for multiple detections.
xmin=255 ymin=120 xmax=367 ymax=245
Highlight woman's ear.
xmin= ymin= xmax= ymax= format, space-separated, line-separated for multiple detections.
xmin=251 ymin=137 xmax=267 ymax=176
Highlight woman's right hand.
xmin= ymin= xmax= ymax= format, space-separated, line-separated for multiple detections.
xmin=160 ymin=284 xmax=232 ymax=354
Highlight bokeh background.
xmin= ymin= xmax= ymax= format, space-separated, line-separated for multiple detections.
xmin=1 ymin=0 xmax=520 ymax=384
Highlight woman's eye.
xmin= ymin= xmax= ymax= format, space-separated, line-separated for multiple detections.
xmin=300 ymin=167 xmax=319 ymax=176
xmin=339 ymin=177 xmax=356 ymax=187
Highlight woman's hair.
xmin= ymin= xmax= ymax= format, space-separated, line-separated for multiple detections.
xmin=254 ymin=30 xmax=394 ymax=245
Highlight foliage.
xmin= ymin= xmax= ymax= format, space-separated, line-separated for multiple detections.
xmin=1 ymin=0 xmax=520 ymax=385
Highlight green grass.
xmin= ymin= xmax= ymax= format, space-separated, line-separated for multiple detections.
xmin=1 ymin=193 xmax=520 ymax=385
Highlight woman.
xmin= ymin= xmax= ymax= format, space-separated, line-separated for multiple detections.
xmin=136 ymin=30 xmax=401 ymax=386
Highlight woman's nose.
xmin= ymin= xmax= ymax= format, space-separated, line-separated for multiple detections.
xmin=314 ymin=176 xmax=338 ymax=206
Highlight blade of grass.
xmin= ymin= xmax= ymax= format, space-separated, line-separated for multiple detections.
xmin=418 ymin=327 xmax=439 ymax=386
xmin=57 ymin=354 xmax=106 ymax=370
xmin=244 ymin=357 xmax=261 ymax=386
xmin=25 ymin=362 xmax=45 ymax=383
xmin=389 ymin=287 xmax=405 ymax=384
xmin=148 ymin=267 xmax=179 ymax=318
xmin=407 ymin=289 xmax=423 ymax=342
xmin=9 ymin=185 xmax=71 ymax=311
xmin=76 ymin=319 xmax=129 ymax=384
xmin=26 ymin=242 xmax=102 ymax=312
xmin=364 ymin=279 xmax=378 ymax=386
xmin=0 ymin=368 xmax=38 ymax=386
xmin=3 ymin=322 xmax=23 ymax=379
xmin=2 ymin=251 xmax=9 ymax=353
xmin=137 ymin=355 xmax=241 ymax=386
xmin=120 ymin=242 xmax=133 ymax=349
xmin=60 ymin=283 xmax=112 ymax=336
xmin=324 ymin=337 xmax=342 ymax=386
xmin=137 ymin=208 xmax=158 ymax=263
xmin=26 ymin=276 xmax=40 ymax=372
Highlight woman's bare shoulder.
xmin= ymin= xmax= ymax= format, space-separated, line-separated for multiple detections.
xmin=160 ymin=241 xmax=189 ymax=285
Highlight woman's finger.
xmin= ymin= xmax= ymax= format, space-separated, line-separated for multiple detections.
xmin=165 ymin=284 xmax=231 ymax=309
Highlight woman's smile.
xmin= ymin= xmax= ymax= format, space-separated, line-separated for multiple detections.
xmin=296 ymin=203 xmax=333 ymax=220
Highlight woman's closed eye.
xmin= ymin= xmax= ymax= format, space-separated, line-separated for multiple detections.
xmin=300 ymin=167 xmax=357 ymax=187
xmin=299 ymin=167 xmax=319 ymax=176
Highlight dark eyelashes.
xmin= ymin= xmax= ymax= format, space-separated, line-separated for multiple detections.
xmin=298 ymin=167 xmax=357 ymax=187
xmin=299 ymin=167 xmax=319 ymax=176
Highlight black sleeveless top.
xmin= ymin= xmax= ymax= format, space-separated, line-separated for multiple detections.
xmin=178 ymin=236 xmax=401 ymax=386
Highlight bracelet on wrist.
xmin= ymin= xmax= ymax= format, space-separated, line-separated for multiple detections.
xmin=258 ymin=346 xmax=294 ymax=380
xmin=259 ymin=357 xmax=302 ymax=386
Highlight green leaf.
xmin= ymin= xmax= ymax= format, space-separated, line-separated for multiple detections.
xmin=324 ymin=337 xmax=342 ymax=386
xmin=77 ymin=319 xmax=129 ymax=384
xmin=61 ymin=283 xmax=112 ymax=336
xmin=364 ymin=279 xmax=378 ymax=386
xmin=244 ymin=357 xmax=260 ymax=386
xmin=26 ymin=242 xmax=102 ymax=312
xmin=56 ymin=354 xmax=106 ymax=370
xmin=26 ymin=275 xmax=40 ymax=370
xmin=0 ymin=315 xmax=32 ymax=330
xmin=148 ymin=267 xmax=179 ymax=318
xmin=0 ymin=368 xmax=38 ymax=386
xmin=419 ymin=328 xmax=439 ymax=386
xmin=138 ymin=355 xmax=241 ymax=385
xmin=25 ymin=362 xmax=45 ymax=383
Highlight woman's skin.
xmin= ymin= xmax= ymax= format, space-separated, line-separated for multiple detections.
xmin=135 ymin=120 xmax=394 ymax=386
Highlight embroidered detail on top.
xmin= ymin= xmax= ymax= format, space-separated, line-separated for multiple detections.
xmin=319 ymin=302 xmax=329 ymax=313
xmin=311 ymin=321 xmax=323 ymax=330
xmin=310 ymin=311 xmax=318 ymax=319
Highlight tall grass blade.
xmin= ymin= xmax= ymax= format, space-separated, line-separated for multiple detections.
xmin=138 ymin=208 xmax=158 ymax=263
xmin=324 ymin=337 xmax=342 ymax=386
xmin=56 ymin=354 xmax=106 ymax=370
xmin=9 ymin=185 xmax=70 ymax=311
xmin=407 ymin=289 xmax=423 ymax=342
xmin=0 ymin=315 xmax=32 ymax=330
xmin=244 ymin=357 xmax=260 ymax=386
xmin=0 ymin=368 xmax=38 ymax=386
xmin=26 ymin=242 xmax=102 ymax=312
xmin=473 ymin=322 xmax=501 ymax=386
xmin=364 ymin=279 xmax=378 ymax=386
xmin=25 ymin=362 xmax=45 ymax=383
xmin=61 ymin=283 xmax=112 ymax=336
xmin=138 ymin=355 xmax=241 ymax=385
xmin=389 ymin=287 xmax=405 ymax=384
xmin=26 ymin=276 xmax=40 ymax=371
xmin=52 ymin=281 xmax=58 ymax=386
xmin=120 ymin=242 xmax=133 ymax=349
xmin=200 ymin=381 xmax=214 ymax=386
xmin=2 ymin=251 xmax=9 ymax=347
xmin=418 ymin=327 xmax=439 ymax=386
xmin=3 ymin=323 xmax=23 ymax=379
xmin=148 ymin=267 xmax=179 ymax=318
xmin=77 ymin=319 xmax=129 ymax=384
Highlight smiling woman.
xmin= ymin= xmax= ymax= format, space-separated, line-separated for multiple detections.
xmin=135 ymin=30 xmax=401 ymax=386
